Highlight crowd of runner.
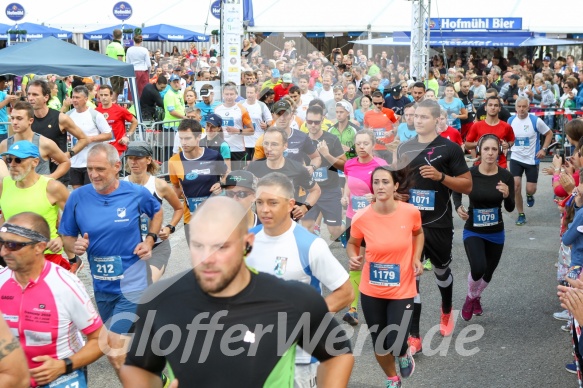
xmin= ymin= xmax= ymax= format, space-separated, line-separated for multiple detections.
xmin=0 ymin=30 xmax=583 ymax=387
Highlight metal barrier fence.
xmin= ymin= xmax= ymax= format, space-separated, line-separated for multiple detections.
xmin=137 ymin=120 xmax=183 ymax=178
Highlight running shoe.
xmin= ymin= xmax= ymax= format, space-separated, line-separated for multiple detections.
xmin=423 ymin=260 xmax=432 ymax=271
xmin=473 ymin=297 xmax=483 ymax=316
xmin=566 ymin=362 xmax=578 ymax=374
xmin=561 ymin=323 xmax=571 ymax=333
xmin=398 ymin=348 xmax=415 ymax=379
xmin=527 ymin=194 xmax=535 ymax=207
xmin=516 ymin=213 xmax=526 ymax=226
xmin=386 ymin=376 xmax=402 ymax=388
xmin=69 ymin=256 xmax=84 ymax=275
xmin=553 ymin=310 xmax=570 ymax=321
xmin=407 ymin=336 xmax=422 ymax=355
xmin=440 ymin=308 xmax=454 ymax=337
xmin=461 ymin=296 xmax=474 ymax=321
xmin=313 ymin=224 xmax=321 ymax=236
xmin=343 ymin=307 xmax=359 ymax=326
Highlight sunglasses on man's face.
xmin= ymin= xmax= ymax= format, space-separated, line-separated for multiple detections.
xmin=224 ymin=190 xmax=254 ymax=199
xmin=3 ymin=156 xmax=27 ymax=164
xmin=0 ymin=239 xmax=39 ymax=251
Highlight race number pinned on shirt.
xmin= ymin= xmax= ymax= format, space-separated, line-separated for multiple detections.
xmin=222 ymin=118 xmax=235 ymax=127
xmin=409 ymin=189 xmax=435 ymax=211
xmin=351 ymin=195 xmax=370 ymax=211
xmin=372 ymin=128 xmax=385 ymax=139
xmin=473 ymin=208 xmax=499 ymax=227
xmin=515 ymin=137 xmax=530 ymax=147
xmin=42 ymin=369 xmax=87 ymax=388
xmin=90 ymin=256 xmax=124 ymax=281
xmin=187 ymin=196 xmax=208 ymax=212
xmin=369 ymin=263 xmax=400 ymax=286
xmin=313 ymin=167 xmax=328 ymax=182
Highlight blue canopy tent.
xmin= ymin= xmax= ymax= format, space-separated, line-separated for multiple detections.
xmin=0 ymin=37 xmax=144 ymax=133
xmin=141 ymin=24 xmax=209 ymax=42
xmin=0 ymin=22 xmax=72 ymax=40
xmin=83 ymin=24 xmax=138 ymax=40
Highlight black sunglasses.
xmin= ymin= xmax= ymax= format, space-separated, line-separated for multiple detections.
xmin=0 ymin=239 xmax=39 ymax=251
xmin=373 ymin=101 xmax=384 ymax=106
xmin=4 ymin=156 xmax=26 ymax=164
xmin=224 ymin=190 xmax=254 ymax=199
xmin=306 ymin=120 xmax=322 ymax=125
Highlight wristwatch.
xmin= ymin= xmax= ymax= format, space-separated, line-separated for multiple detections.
xmin=239 ymin=128 xmax=243 ymax=134
xmin=146 ymin=232 xmax=157 ymax=242
xmin=542 ymin=147 xmax=548 ymax=152
xmin=165 ymin=224 xmax=176 ymax=234
xmin=303 ymin=202 xmax=313 ymax=211
xmin=439 ymin=173 xmax=446 ymax=183
xmin=63 ymin=357 xmax=73 ymax=374
xmin=68 ymin=149 xmax=75 ymax=157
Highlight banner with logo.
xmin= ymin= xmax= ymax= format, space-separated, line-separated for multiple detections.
xmin=112 ymin=1 xmax=132 ymax=21
xmin=5 ymin=3 xmax=25 ymax=22
xmin=221 ymin=0 xmax=243 ymax=85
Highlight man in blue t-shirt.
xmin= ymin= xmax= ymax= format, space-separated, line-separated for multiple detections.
xmin=60 ymin=143 xmax=162 ymax=375
xmin=195 ymin=84 xmax=221 ymax=126
xmin=0 ymin=77 xmax=18 ymax=141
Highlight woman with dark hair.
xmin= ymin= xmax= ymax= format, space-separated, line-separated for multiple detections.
xmin=259 ymin=88 xmax=275 ymax=110
xmin=171 ymin=45 xmax=180 ymax=57
xmin=453 ymin=134 xmax=515 ymax=321
xmin=348 ymin=165 xmax=423 ymax=388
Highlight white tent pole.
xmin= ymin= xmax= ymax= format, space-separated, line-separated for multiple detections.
xmin=367 ymin=24 xmax=372 ymax=60
xmin=128 ymin=77 xmax=143 ymax=140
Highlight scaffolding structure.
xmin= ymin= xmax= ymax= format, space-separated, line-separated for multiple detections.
xmin=409 ymin=0 xmax=431 ymax=80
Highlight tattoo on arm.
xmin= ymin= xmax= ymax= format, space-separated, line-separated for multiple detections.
xmin=0 ymin=337 xmax=20 ymax=361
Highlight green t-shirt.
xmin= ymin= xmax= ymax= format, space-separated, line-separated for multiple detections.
xmin=163 ymin=88 xmax=185 ymax=123
xmin=47 ymin=96 xmax=62 ymax=111
xmin=106 ymin=40 xmax=125 ymax=61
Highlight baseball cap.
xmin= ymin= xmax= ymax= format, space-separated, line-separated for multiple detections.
xmin=209 ymin=57 xmax=217 ymax=63
xmin=335 ymin=100 xmax=352 ymax=112
xmin=222 ymin=170 xmax=257 ymax=191
xmin=282 ymin=73 xmax=292 ymax=83
xmin=205 ymin=113 xmax=223 ymax=127
xmin=199 ymin=86 xmax=213 ymax=97
xmin=169 ymin=74 xmax=181 ymax=82
xmin=343 ymin=72 xmax=352 ymax=78
xmin=510 ymin=74 xmax=520 ymax=81
xmin=543 ymin=56 xmax=551 ymax=61
xmin=271 ymin=69 xmax=280 ymax=78
xmin=1 ymin=141 xmax=40 ymax=159
xmin=272 ymin=99 xmax=292 ymax=114
xmin=174 ymin=66 xmax=182 ymax=72
xmin=200 ymin=62 xmax=211 ymax=69
xmin=124 ymin=141 xmax=153 ymax=157
xmin=390 ymin=85 xmax=402 ymax=95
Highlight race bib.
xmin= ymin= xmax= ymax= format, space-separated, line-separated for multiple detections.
xmin=372 ymin=128 xmax=385 ymax=139
xmin=351 ymin=195 xmax=370 ymax=211
xmin=473 ymin=208 xmax=499 ymax=227
xmin=369 ymin=263 xmax=400 ymax=286
xmin=42 ymin=369 xmax=87 ymax=388
xmin=515 ymin=137 xmax=530 ymax=147
xmin=187 ymin=196 xmax=208 ymax=212
xmin=139 ymin=214 xmax=149 ymax=237
xmin=409 ymin=189 xmax=435 ymax=211
xmin=313 ymin=167 xmax=328 ymax=182
xmin=90 ymin=256 xmax=124 ymax=281
xmin=222 ymin=118 xmax=235 ymax=127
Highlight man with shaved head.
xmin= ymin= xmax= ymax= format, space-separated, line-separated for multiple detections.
xmin=121 ymin=197 xmax=354 ymax=388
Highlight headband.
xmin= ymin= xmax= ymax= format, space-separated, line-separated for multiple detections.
xmin=0 ymin=223 xmax=49 ymax=242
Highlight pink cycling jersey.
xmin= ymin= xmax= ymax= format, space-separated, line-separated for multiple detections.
xmin=0 ymin=261 xmax=102 ymax=386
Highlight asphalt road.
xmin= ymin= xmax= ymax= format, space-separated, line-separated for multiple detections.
xmin=79 ymin=161 xmax=576 ymax=388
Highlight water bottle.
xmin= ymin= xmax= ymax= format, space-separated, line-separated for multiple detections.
xmin=123 ymin=80 xmax=128 ymax=101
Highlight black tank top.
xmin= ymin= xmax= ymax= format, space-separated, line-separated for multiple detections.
xmin=32 ymin=108 xmax=69 ymax=182
xmin=32 ymin=108 xmax=66 ymax=152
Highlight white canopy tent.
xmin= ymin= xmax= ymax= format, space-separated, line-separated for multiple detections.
xmin=0 ymin=0 xmax=582 ymax=35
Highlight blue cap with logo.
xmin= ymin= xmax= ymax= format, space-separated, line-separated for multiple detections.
xmin=1 ymin=141 xmax=40 ymax=159
xmin=169 ymin=74 xmax=181 ymax=82
xmin=205 ymin=113 xmax=223 ymax=127
xmin=271 ymin=69 xmax=280 ymax=78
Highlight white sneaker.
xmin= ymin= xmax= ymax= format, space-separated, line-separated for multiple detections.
xmin=553 ymin=310 xmax=570 ymax=321
xmin=561 ymin=323 xmax=571 ymax=332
